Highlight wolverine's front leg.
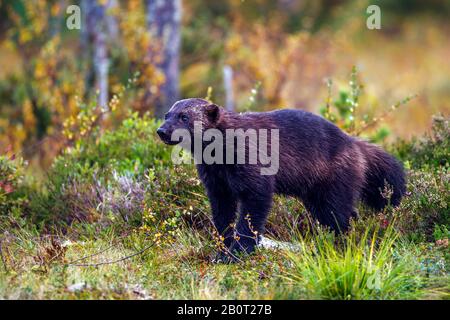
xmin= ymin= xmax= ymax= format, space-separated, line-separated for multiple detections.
xmin=205 ymin=185 xmax=238 ymax=248
xmin=230 ymin=190 xmax=273 ymax=256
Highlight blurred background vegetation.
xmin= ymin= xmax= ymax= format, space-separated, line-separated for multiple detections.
xmin=0 ymin=1 xmax=449 ymax=299
xmin=0 ymin=0 xmax=449 ymax=170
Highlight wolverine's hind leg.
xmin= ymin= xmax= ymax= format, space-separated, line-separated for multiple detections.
xmin=303 ymin=183 xmax=358 ymax=233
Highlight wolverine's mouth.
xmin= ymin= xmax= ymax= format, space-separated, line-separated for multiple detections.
xmin=161 ymin=139 xmax=180 ymax=146
xmin=157 ymin=128 xmax=181 ymax=145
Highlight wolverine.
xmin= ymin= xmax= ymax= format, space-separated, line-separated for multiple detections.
xmin=157 ymin=98 xmax=406 ymax=260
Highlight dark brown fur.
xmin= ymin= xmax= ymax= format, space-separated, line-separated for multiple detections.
xmin=157 ymin=99 xmax=406 ymax=260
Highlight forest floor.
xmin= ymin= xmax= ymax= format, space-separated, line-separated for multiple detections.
xmin=0 ymin=115 xmax=448 ymax=300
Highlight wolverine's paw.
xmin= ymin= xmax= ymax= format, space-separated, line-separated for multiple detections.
xmin=211 ymin=251 xmax=239 ymax=264
xmin=229 ymin=239 xmax=257 ymax=256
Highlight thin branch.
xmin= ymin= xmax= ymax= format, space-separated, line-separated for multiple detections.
xmin=355 ymin=94 xmax=417 ymax=135
xmin=65 ymin=242 xmax=155 ymax=267
xmin=202 ymin=214 xmax=243 ymax=263
xmin=64 ymin=232 xmax=132 ymax=265
xmin=63 ymin=244 xmax=115 ymax=265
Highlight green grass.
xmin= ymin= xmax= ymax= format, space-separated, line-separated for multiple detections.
xmin=284 ymin=222 xmax=425 ymax=299
xmin=0 ymin=114 xmax=448 ymax=300
xmin=0 ymin=216 xmax=448 ymax=300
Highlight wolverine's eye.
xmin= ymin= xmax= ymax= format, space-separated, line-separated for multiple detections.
xmin=180 ymin=114 xmax=189 ymax=123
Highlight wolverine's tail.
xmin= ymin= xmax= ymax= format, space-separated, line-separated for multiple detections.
xmin=357 ymin=140 xmax=406 ymax=210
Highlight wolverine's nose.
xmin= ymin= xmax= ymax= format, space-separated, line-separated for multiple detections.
xmin=157 ymin=127 xmax=169 ymax=140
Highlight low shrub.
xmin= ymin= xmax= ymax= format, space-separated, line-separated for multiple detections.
xmin=30 ymin=113 xmax=208 ymax=233
xmin=397 ymin=168 xmax=449 ymax=241
xmin=394 ymin=114 xmax=449 ymax=170
xmin=0 ymin=156 xmax=27 ymax=217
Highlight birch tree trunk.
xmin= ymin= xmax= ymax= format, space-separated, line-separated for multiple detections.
xmin=146 ymin=0 xmax=182 ymax=118
xmin=84 ymin=0 xmax=115 ymax=111
xmin=223 ymin=65 xmax=235 ymax=112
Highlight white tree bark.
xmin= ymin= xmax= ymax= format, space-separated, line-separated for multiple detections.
xmin=146 ymin=0 xmax=182 ymax=117
xmin=94 ymin=30 xmax=109 ymax=110
xmin=83 ymin=0 xmax=117 ymax=111
xmin=223 ymin=65 xmax=235 ymax=112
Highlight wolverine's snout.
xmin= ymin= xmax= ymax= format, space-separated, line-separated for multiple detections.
xmin=156 ymin=126 xmax=173 ymax=144
xmin=156 ymin=124 xmax=180 ymax=145
xmin=156 ymin=127 xmax=169 ymax=140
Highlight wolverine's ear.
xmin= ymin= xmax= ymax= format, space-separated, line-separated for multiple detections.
xmin=204 ymin=103 xmax=221 ymax=123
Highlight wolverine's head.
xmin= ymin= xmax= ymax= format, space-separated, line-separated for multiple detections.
xmin=156 ymin=98 xmax=223 ymax=145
